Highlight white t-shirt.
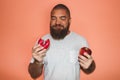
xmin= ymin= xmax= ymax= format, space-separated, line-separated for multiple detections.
xmin=31 ymin=32 xmax=89 ymax=80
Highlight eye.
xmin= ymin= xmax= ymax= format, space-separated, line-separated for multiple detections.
xmin=60 ymin=16 xmax=66 ymax=20
xmin=51 ymin=16 xmax=56 ymax=20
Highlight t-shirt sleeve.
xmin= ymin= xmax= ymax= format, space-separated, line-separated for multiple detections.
xmin=81 ymin=38 xmax=89 ymax=48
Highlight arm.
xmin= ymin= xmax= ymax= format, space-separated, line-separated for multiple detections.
xmin=28 ymin=44 xmax=47 ymax=79
xmin=78 ymin=53 xmax=96 ymax=74
xmin=28 ymin=60 xmax=44 ymax=79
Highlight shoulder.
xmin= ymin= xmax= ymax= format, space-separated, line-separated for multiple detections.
xmin=70 ymin=32 xmax=89 ymax=47
xmin=70 ymin=32 xmax=87 ymax=41
xmin=42 ymin=34 xmax=51 ymax=40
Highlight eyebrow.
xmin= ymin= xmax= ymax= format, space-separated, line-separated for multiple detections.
xmin=51 ymin=16 xmax=67 ymax=18
xmin=51 ymin=16 xmax=55 ymax=17
xmin=60 ymin=16 xmax=66 ymax=18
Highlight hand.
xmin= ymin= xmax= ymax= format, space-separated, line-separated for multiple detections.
xmin=32 ymin=44 xmax=47 ymax=63
xmin=78 ymin=52 xmax=93 ymax=69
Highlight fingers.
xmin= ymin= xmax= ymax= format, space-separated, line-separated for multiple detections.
xmin=79 ymin=62 xmax=86 ymax=68
xmin=78 ymin=55 xmax=88 ymax=66
xmin=78 ymin=52 xmax=93 ymax=69
xmin=32 ymin=44 xmax=47 ymax=62
xmin=33 ymin=51 xmax=46 ymax=62
xmin=32 ymin=44 xmax=47 ymax=53
xmin=32 ymin=44 xmax=43 ymax=52
xmin=84 ymin=52 xmax=92 ymax=59
xmin=78 ymin=54 xmax=87 ymax=61
xmin=78 ymin=56 xmax=88 ymax=69
xmin=33 ymin=44 xmax=41 ymax=49
xmin=33 ymin=49 xmax=46 ymax=56
xmin=78 ymin=52 xmax=92 ymax=60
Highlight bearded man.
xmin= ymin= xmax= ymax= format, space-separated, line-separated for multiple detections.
xmin=28 ymin=4 xmax=96 ymax=80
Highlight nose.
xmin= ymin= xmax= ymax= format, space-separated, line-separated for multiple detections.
xmin=56 ymin=19 xmax=61 ymax=24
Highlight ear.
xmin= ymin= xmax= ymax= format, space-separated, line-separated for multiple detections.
xmin=69 ymin=18 xmax=71 ymax=23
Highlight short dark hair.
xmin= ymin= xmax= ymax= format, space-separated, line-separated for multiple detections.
xmin=51 ymin=4 xmax=71 ymax=18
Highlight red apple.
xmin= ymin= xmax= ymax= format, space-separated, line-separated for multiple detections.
xmin=38 ymin=38 xmax=50 ymax=49
xmin=80 ymin=47 xmax=92 ymax=55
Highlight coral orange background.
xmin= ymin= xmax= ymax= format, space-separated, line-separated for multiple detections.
xmin=0 ymin=0 xmax=120 ymax=80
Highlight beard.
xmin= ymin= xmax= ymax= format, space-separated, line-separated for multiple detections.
xmin=50 ymin=23 xmax=70 ymax=40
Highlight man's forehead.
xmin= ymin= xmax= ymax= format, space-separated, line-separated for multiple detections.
xmin=51 ymin=9 xmax=68 ymax=16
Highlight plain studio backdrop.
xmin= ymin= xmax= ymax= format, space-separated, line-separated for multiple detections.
xmin=0 ymin=0 xmax=120 ymax=80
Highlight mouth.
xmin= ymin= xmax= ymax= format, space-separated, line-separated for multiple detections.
xmin=56 ymin=26 xmax=63 ymax=29
xmin=54 ymin=25 xmax=64 ymax=30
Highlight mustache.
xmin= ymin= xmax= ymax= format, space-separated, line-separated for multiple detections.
xmin=52 ymin=24 xmax=64 ymax=28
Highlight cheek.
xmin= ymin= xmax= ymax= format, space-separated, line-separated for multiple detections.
xmin=50 ymin=21 xmax=55 ymax=26
xmin=63 ymin=22 xmax=69 ymax=27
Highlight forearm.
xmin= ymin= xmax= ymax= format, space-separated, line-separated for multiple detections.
xmin=81 ymin=60 xmax=96 ymax=74
xmin=28 ymin=61 xmax=43 ymax=79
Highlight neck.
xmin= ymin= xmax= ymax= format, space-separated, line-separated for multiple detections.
xmin=67 ymin=30 xmax=70 ymax=35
